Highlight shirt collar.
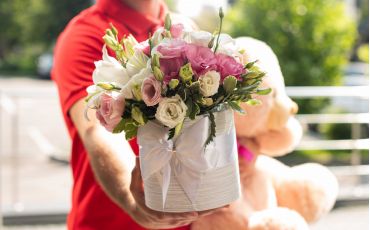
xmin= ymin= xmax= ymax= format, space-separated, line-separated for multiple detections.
xmin=96 ymin=0 xmax=168 ymax=35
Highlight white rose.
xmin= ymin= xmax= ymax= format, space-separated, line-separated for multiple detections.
xmin=199 ymin=71 xmax=221 ymax=97
xmin=92 ymin=45 xmax=129 ymax=87
xmin=155 ymin=95 xmax=188 ymax=128
xmin=184 ymin=31 xmax=213 ymax=47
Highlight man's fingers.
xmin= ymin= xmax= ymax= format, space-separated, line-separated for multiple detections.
xmin=198 ymin=205 xmax=230 ymax=217
xmin=130 ymin=157 xmax=144 ymax=198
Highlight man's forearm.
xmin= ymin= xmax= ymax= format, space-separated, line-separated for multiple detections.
xmin=83 ymin=125 xmax=136 ymax=212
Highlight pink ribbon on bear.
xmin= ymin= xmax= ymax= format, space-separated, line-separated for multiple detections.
xmin=237 ymin=142 xmax=254 ymax=162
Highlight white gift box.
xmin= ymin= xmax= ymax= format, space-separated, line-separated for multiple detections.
xmin=137 ymin=109 xmax=241 ymax=212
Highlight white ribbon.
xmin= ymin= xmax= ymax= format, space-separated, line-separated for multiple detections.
xmin=137 ymin=109 xmax=237 ymax=209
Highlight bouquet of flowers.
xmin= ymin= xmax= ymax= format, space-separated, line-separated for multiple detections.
xmin=86 ymin=9 xmax=270 ymax=212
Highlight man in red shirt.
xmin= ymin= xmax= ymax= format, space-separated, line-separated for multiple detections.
xmin=52 ymin=0 xmax=215 ymax=229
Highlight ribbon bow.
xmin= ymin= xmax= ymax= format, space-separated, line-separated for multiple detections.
xmin=137 ymin=110 xmax=237 ymax=209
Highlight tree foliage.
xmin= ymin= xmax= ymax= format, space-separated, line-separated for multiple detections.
xmin=0 ymin=0 xmax=91 ymax=73
xmin=225 ymin=0 xmax=357 ymax=113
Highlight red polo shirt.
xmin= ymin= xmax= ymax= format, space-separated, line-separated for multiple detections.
xmin=52 ymin=0 xmax=190 ymax=229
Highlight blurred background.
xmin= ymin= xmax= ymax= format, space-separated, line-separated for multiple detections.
xmin=0 ymin=0 xmax=368 ymax=229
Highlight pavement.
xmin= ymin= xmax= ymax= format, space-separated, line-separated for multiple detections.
xmin=0 ymin=77 xmax=369 ymax=230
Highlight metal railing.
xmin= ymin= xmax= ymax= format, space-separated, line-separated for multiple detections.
xmin=286 ymin=86 xmax=369 ymax=201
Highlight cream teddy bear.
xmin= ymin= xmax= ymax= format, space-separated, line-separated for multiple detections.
xmin=191 ymin=37 xmax=338 ymax=230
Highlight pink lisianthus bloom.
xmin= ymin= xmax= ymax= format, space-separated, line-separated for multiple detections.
xmin=216 ymin=53 xmax=246 ymax=81
xmin=141 ymin=75 xmax=162 ymax=106
xmin=135 ymin=41 xmax=150 ymax=56
xmin=156 ymin=39 xmax=186 ymax=59
xmin=184 ymin=44 xmax=217 ymax=77
xmin=170 ymin=23 xmax=184 ymax=38
xmin=160 ymin=57 xmax=185 ymax=84
xmin=156 ymin=39 xmax=187 ymax=83
xmin=96 ymin=93 xmax=125 ymax=132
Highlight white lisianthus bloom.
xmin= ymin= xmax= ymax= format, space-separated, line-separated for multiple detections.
xmin=92 ymin=45 xmax=129 ymax=87
xmin=199 ymin=71 xmax=221 ymax=97
xmin=155 ymin=95 xmax=188 ymax=128
xmin=86 ymin=85 xmax=104 ymax=109
xmin=122 ymin=34 xmax=139 ymax=59
xmin=126 ymin=49 xmax=150 ymax=77
xmin=215 ymin=34 xmax=239 ymax=57
xmin=151 ymin=27 xmax=165 ymax=47
xmin=184 ymin=30 xmax=213 ymax=47
xmin=121 ymin=60 xmax=152 ymax=99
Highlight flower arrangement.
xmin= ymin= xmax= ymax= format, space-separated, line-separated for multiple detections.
xmin=85 ymin=9 xmax=270 ymax=145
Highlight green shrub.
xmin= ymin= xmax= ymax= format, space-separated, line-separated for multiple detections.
xmin=226 ymin=0 xmax=357 ymax=113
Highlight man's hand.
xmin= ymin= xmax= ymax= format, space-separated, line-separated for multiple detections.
xmin=127 ymin=158 xmax=200 ymax=229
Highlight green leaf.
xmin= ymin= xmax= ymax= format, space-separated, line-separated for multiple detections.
xmin=244 ymin=60 xmax=258 ymax=69
xmin=113 ymin=118 xmax=126 ymax=133
xmin=256 ymin=88 xmax=272 ymax=95
xmin=185 ymin=98 xmax=193 ymax=117
xmin=244 ymin=71 xmax=259 ymax=79
xmin=236 ymin=81 xmax=261 ymax=94
xmin=125 ymin=127 xmax=138 ymax=140
xmin=228 ymin=101 xmax=245 ymax=114
xmin=246 ymin=99 xmax=262 ymax=106
xmin=189 ymin=81 xmax=200 ymax=94
xmin=205 ymin=112 xmax=217 ymax=146
xmin=168 ymin=128 xmax=175 ymax=140
xmin=178 ymin=87 xmax=189 ymax=101
xmin=190 ymin=103 xmax=200 ymax=120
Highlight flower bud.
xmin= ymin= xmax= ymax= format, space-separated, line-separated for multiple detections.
xmin=152 ymin=53 xmax=160 ymax=68
xmin=219 ymin=7 xmax=224 ymax=19
xmin=223 ymin=75 xmax=237 ymax=94
xmin=96 ymin=82 xmax=114 ymax=90
xmin=162 ymin=30 xmax=172 ymax=38
xmin=179 ymin=63 xmax=193 ymax=82
xmin=110 ymin=23 xmax=118 ymax=37
xmin=169 ymin=79 xmax=179 ymax=89
xmin=164 ymin=14 xmax=172 ymax=31
xmin=132 ymin=84 xmax=142 ymax=101
xmin=153 ymin=66 xmax=164 ymax=81
xmin=132 ymin=106 xmax=146 ymax=125
xmin=201 ymin=97 xmax=213 ymax=106
xmin=103 ymin=35 xmax=119 ymax=50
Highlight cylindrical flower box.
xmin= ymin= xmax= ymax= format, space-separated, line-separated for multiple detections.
xmin=137 ymin=109 xmax=241 ymax=212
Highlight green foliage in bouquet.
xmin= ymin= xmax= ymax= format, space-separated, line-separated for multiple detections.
xmin=226 ymin=0 xmax=356 ymax=113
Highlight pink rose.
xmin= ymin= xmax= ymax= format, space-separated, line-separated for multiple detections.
xmin=156 ymin=39 xmax=186 ymax=59
xmin=141 ymin=75 xmax=162 ymax=106
xmin=96 ymin=93 xmax=125 ymax=132
xmin=216 ymin=53 xmax=246 ymax=80
xmin=170 ymin=23 xmax=184 ymax=38
xmin=184 ymin=44 xmax=217 ymax=76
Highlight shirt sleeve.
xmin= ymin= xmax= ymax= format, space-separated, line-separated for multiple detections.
xmin=52 ymin=19 xmax=104 ymax=119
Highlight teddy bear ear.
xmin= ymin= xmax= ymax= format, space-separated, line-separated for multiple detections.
xmin=256 ymin=117 xmax=302 ymax=157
